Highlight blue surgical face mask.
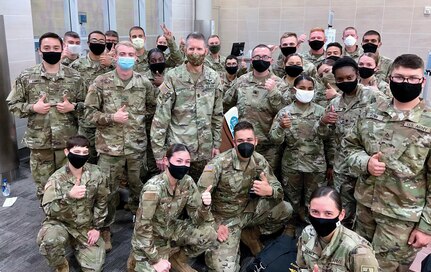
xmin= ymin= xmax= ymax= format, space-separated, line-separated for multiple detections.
xmin=117 ymin=57 xmax=135 ymax=70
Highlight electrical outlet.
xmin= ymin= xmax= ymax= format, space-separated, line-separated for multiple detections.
xmin=424 ymin=6 xmax=431 ymax=15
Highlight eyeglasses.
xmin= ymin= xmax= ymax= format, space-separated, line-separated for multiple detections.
xmin=390 ymin=75 xmax=424 ymax=84
xmin=252 ymin=55 xmax=271 ymax=61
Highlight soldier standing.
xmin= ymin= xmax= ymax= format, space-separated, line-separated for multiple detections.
xmin=7 ymin=32 xmax=84 ymax=201
xmin=37 ymin=135 xmax=109 ymax=272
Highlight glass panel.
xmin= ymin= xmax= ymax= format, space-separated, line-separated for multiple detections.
xmin=144 ymin=0 xmax=160 ymax=47
xmin=77 ymin=0 xmax=104 ymax=38
xmin=115 ymin=0 xmax=134 ymax=39
xmin=31 ymin=0 xmax=67 ymax=38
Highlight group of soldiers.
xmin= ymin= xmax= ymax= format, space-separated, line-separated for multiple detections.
xmin=5 ymin=22 xmax=431 ymax=272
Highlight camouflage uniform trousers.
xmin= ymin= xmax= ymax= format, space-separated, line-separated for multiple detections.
xmin=30 ymin=149 xmax=67 ymax=200
xmin=78 ymin=126 xmax=98 ymax=164
xmin=98 ymin=152 xmax=147 ymax=226
xmin=206 ymin=200 xmax=292 ymax=272
xmin=141 ymin=122 xmax=160 ymax=183
xmin=255 ymin=144 xmax=281 ymax=175
xmin=355 ymin=202 xmax=418 ymax=271
xmin=282 ymin=170 xmax=326 ymax=224
xmin=131 ymin=221 xmax=217 ymax=272
xmin=334 ymin=172 xmax=357 ymax=229
xmin=188 ymin=160 xmax=209 ymax=183
xmin=37 ymin=223 xmax=105 ymax=271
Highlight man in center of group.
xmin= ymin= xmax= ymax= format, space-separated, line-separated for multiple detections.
xmin=151 ymin=32 xmax=223 ymax=182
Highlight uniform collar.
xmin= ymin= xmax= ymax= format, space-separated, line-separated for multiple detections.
xmin=290 ymin=101 xmax=315 ymax=116
xmin=231 ymin=148 xmax=257 ymax=171
xmin=161 ymin=171 xmax=185 ymax=196
xmin=378 ymin=99 xmax=426 ymax=123
xmin=40 ymin=63 xmax=65 ymax=79
xmin=113 ymin=70 xmax=137 ymax=89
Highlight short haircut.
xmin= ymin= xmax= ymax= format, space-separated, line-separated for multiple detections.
xmin=88 ymin=30 xmax=105 ymax=42
xmin=207 ymin=34 xmax=220 ymax=42
xmin=64 ymin=31 xmax=79 ymax=40
xmin=147 ymin=47 xmax=165 ymax=61
xmin=294 ymin=74 xmax=315 ymax=87
xmin=252 ymin=44 xmax=271 ymax=55
xmin=316 ymin=57 xmax=336 ymax=70
xmin=279 ymin=32 xmax=297 ymax=44
xmin=225 ymin=55 xmax=238 ymax=64
xmin=129 ymin=26 xmax=146 ymax=37
xmin=363 ymin=30 xmax=381 ymax=42
xmin=115 ymin=41 xmax=137 ymax=54
xmin=66 ymin=135 xmax=90 ymax=150
xmin=39 ymin=32 xmax=63 ymax=49
xmin=156 ymin=35 xmax=164 ymax=43
xmin=105 ymin=30 xmax=119 ymax=38
xmin=326 ymin=42 xmax=342 ymax=52
xmin=390 ymin=54 xmax=424 ymax=74
xmin=233 ymin=121 xmax=255 ymax=137
xmin=165 ymin=143 xmax=190 ymax=159
xmin=284 ymin=53 xmax=303 ymax=64
xmin=310 ymin=186 xmax=342 ymax=211
xmin=342 ymin=26 xmax=357 ymax=37
xmin=359 ymin=52 xmax=379 ymax=66
xmin=185 ymin=32 xmax=206 ymax=47
xmin=332 ymin=56 xmax=358 ymax=74
xmin=309 ymin=27 xmax=325 ymax=35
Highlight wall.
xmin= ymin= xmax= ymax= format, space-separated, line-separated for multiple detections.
xmin=213 ymin=0 xmax=431 ymax=62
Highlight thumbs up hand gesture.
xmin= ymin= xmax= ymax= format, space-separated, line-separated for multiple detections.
xmin=325 ymin=83 xmax=339 ymax=100
xmin=321 ymin=105 xmax=338 ymax=124
xmin=113 ymin=105 xmax=129 ymax=123
xmin=279 ymin=112 xmax=292 ymax=129
xmin=202 ymin=185 xmax=212 ymax=206
xmin=367 ymin=152 xmax=386 ymax=176
xmin=69 ymin=177 xmax=86 ymax=199
xmin=253 ymin=172 xmax=273 ymax=197
xmin=56 ymin=94 xmax=75 ymax=113
xmin=32 ymin=94 xmax=50 ymax=114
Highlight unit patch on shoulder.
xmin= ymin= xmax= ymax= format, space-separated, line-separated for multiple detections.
xmin=143 ymin=191 xmax=157 ymax=201
xmin=361 ymin=266 xmax=375 ymax=272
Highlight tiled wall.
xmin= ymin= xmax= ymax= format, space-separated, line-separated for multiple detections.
xmin=213 ymin=0 xmax=431 ymax=62
xmin=0 ymin=0 xmax=36 ymax=149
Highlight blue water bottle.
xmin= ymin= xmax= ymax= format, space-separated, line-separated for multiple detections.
xmin=2 ymin=178 xmax=10 ymax=196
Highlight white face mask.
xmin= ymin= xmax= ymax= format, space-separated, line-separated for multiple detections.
xmin=344 ymin=35 xmax=357 ymax=47
xmin=294 ymin=87 xmax=314 ymax=103
xmin=67 ymin=44 xmax=81 ymax=55
xmin=132 ymin=38 xmax=145 ymax=50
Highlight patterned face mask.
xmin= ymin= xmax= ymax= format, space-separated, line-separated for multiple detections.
xmin=186 ymin=53 xmax=205 ymax=66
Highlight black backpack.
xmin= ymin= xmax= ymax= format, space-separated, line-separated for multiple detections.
xmin=243 ymin=235 xmax=297 ymax=272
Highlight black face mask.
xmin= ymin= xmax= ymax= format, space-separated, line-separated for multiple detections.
xmin=168 ymin=162 xmax=190 ymax=180
xmin=209 ymin=45 xmax=221 ymax=54
xmin=390 ymin=81 xmax=422 ymax=103
xmin=42 ymin=51 xmax=62 ymax=65
xmin=68 ymin=152 xmax=89 ymax=169
xmin=309 ymin=214 xmax=340 ymax=237
xmin=309 ymin=40 xmax=325 ymax=51
xmin=252 ymin=60 xmax=270 ymax=73
xmin=284 ymin=65 xmax=304 ymax=77
xmin=280 ymin=46 xmax=296 ymax=56
xmin=362 ymin=43 xmax=378 ymax=53
xmin=359 ymin=67 xmax=375 ymax=79
xmin=89 ymin=43 xmax=106 ymax=55
xmin=225 ymin=66 xmax=238 ymax=75
xmin=106 ymin=42 xmax=116 ymax=51
xmin=157 ymin=45 xmax=168 ymax=52
xmin=149 ymin=62 xmax=166 ymax=74
xmin=336 ymin=79 xmax=358 ymax=94
xmin=237 ymin=142 xmax=254 ymax=158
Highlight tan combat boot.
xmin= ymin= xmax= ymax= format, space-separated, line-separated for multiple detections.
xmin=101 ymin=228 xmax=112 ymax=252
xmin=169 ymin=250 xmax=197 ymax=272
xmin=55 ymin=258 xmax=69 ymax=272
xmin=240 ymin=227 xmax=263 ymax=256
xmin=127 ymin=252 xmax=137 ymax=272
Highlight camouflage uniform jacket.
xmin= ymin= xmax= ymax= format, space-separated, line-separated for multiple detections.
xmin=6 ymin=63 xmax=84 ymax=149
xmin=269 ymin=102 xmax=330 ymax=173
xmin=321 ymin=84 xmax=380 ymax=175
xmin=131 ymin=172 xmax=213 ymax=263
xmin=223 ymin=71 xmax=287 ymax=147
xmin=135 ymin=52 xmax=149 ymax=73
xmin=375 ymin=54 xmax=393 ymax=83
xmin=359 ymin=76 xmax=392 ymax=98
xmin=84 ymin=70 xmax=156 ymax=156
xmin=220 ymin=72 xmax=237 ymax=95
xmin=273 ymin=52 xmax=318 ymax=79
xmin=302 ymin=51 xmax=325 ymax=67
xmin=41 ymin=163 xmax=109 ymax=240
xmin=343 ymin=99 xmax=431 ymax=233
xmin=197 ymin=149 xmax=283 ymax=225
xmin=61 ymin=57 xmax=78 ymax=66
xmin=343 ymin=46 xmax=363 ymax=62
xmin=151 ymin=63 xmax=223 ymax=161
xmin=204 ymin=54 xmax=227 ymax=75
xmin=143 ymin=69 xmax=163 ymax=121
xmin=165 ymin=38 xmax=186 ymax=68
xmin=297 ymin=225 xmax=379 ymax=271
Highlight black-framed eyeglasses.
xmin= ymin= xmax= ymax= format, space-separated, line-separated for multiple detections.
xmin=390 ymin=75 xmax=424 ymax=84
xmin=252 ymin=55 xmax=271 ymax=61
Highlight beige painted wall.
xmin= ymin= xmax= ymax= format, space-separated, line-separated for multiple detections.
xmin=213 ymin=0 xmax=431 ymax=62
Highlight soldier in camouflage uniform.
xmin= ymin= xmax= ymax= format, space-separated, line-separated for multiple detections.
xmin=295 ymin=186 xmax=379 ymax=271
xmin=269 ymin=75 xmax=330 ymax=231
xmin=358 ymin=53 xmax=392 ymax=98
xmin=313 ymin=58 xmax=340 ymax=108
xmin=302 ymin=28 xmax=326 ymax=67
xmin=155 ymin=24 xmax=185 ymax=68
xmin=129 ymin=26 xmax=150 ymax=73
xmin=6 ymin=32 xmax=84 ymax=201
xmin=61 ymin=31 xmax=81 ymax=66
xmin=128 ymin=144 xmax=217 ymax=272
xmin=361 ymin=30 xmax=393 ymax=83
xmin=319 ymin=57 xmax=383 ymax=229
xmin=198 ymin=121 xmax=292 ymax=272
xmin=220 ymin=55 xmax=241 ymax=95
xmin=37 ymin=135 xmax=109 ymax=272
xmin=70 ymin=30 xmax=114 ymax=164
xmin=85 ymin=41 xmax=157 ymax=251
xmin=224 ymin=44 xmax=287 ymax=173
xmin=205 ymin=35 xmax=226 ymax=75
xmin=343 ymin=54 xmax=431 ymax=271
xmin=342 ymin=27 xmax=363 ymax=62
xmin=151 ymin=32 xmax=223 ymax=182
